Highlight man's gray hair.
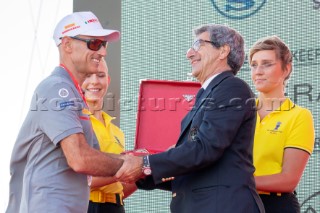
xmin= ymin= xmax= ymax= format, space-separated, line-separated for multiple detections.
xmin=193 ymin=24 xmax=245 ymax=75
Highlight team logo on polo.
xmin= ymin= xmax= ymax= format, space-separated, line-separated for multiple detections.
xmin=273 ymin=122 xmax=281 ymax=131
xmin=210 ymin=0 xmax=266 ymax=20
xmin=58 ymin=88 xmax=69 ymax=98
xmin=267 ymin=121 xmax=282 ymax=134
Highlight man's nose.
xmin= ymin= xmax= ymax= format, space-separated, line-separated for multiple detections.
xmin=186 ymin=48 xmax=195 ymax=59
xmin=97 ymin=45 xmax=107 ymax=57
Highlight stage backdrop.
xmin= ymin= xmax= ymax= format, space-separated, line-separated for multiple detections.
xmin=121 ymin=1 xmax=320 ymax=212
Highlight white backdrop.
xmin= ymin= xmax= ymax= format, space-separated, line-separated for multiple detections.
xmin=0 ymin=1 xmax=72 ymax=211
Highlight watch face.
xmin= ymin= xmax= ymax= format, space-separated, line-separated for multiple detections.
xmin=143 ymin=167 xmax=152 ymax=175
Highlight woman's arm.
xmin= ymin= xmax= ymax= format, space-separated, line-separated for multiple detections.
xmin=255 ymin=148 xmax=310 ymax=192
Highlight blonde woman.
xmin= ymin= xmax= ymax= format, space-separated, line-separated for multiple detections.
xmin=83 ymin=58 xmax=136 ymax=213
xmin=249 ymin=36 xmax=315 ymax=213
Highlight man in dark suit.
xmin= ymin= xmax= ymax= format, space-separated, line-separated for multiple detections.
xmin=116 ymin=24 xmax=265 ymax=213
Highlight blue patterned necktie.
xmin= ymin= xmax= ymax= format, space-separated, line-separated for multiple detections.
xmin=195 ymin=88 xmax=204 ymax=104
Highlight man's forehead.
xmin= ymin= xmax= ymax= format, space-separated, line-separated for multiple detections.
xmin=194 ymin=32 xmax=209 ymax=41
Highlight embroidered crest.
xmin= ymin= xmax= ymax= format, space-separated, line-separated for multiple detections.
xmin=189 ymin=127 xmax=199 ymax=142
xmin=267 ymin=121 xmax=283 ymax=134
xmin=58 ymin=88 xmax=69 ymax=98
xmin=273 ymin=122 xmax=282 ymax=130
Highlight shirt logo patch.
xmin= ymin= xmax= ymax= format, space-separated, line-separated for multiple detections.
xmin=189 ymin=127 xmax=199 ymax=142
xmin=58 ymin=88 xmax=69 ymax=98
xmin=59 ymin=101 xmax=75 ymax=108
xmin=267 ymin=121 xmax=283 ymax=134
xmin=274 ymin=122 xmax=282 ymax=130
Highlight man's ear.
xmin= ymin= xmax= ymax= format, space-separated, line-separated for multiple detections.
xmin=219 ymin=44 xmax=230 ymax=59
xmin=61 ymin=37 xmax=73 ymax=52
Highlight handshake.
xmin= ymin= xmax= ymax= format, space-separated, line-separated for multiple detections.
xmin=114 ymin=148 xmax=152 ymax=184
xmin=114 ymin=148 xmax=175 ymax=184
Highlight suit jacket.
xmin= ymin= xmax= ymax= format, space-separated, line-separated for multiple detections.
xmin=137 ymin=71 xmax=265 ymax=213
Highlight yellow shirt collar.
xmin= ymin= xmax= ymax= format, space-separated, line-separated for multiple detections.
xmin=256 ymin=98 xmax=295 ymax=113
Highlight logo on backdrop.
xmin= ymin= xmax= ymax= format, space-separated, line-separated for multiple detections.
xmin=300 ymin=190 xmax=320 ymax=212
xmin=183 ymin=94 xmax=195 ymax=102
xmin=210 ymin=0 xmax=266 ymax=19
xmin=313 ymin=0 xmax=320 ymax=9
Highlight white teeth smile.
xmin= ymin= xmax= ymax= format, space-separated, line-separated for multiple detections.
xmin=93 ymin=59 xmax=100 ymax=63
xmin=88 ymin=89 xmax=100 ymax=92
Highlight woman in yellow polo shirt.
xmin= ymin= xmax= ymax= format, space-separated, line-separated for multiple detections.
xmin=83 ymin=58 xmax=137 ymax=213
xmin=249 ymin=36 xmax=315 ymax=213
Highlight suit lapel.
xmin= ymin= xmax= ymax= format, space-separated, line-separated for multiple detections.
xmin=178 ymin=71 xmax=234 ymax=144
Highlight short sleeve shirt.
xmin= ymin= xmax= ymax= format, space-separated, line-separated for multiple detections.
xmin=6 ymin=66 xmax=96 ymax=213
xmin=253 ymin=98 xmax=315 ymax=176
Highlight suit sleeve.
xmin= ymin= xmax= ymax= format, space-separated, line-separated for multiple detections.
xmin=136 ymin=176 xmax=172 ymax=191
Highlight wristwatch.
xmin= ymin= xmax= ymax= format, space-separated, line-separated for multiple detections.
xmin=142 ymin=155 xmax=152 ymax=176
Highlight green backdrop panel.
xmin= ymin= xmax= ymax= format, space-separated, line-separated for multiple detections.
xmin=121 ymin=1 xmax=320 ymax=212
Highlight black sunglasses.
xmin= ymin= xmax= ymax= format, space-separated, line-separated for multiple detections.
xmin=69 ymin=36 xmax=107 ymax=51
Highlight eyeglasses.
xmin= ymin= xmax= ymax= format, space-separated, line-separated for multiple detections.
xmin=191 ymin=39 xmax=216 ymax=52
xmin=70 ymin=36 xmax=107 ymax=51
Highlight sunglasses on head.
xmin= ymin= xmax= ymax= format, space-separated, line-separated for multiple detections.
xmin=69 ymin=36 xmax=107 ymax=51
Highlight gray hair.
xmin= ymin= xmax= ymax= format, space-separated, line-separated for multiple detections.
xmin=193 ymin=24 xmax=245 ymax=75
